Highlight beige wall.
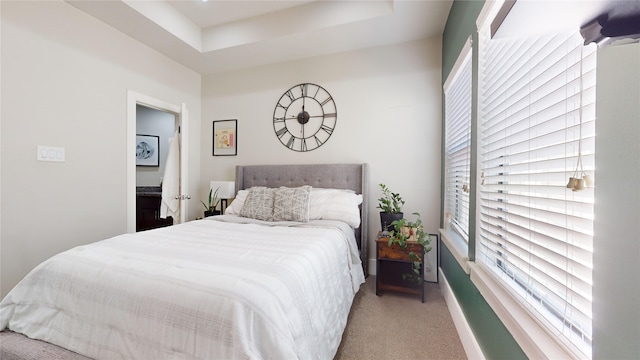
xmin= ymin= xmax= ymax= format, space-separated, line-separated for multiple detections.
xmin=201 ymin=38 xmax=443 ymax=268
xmin=0 ymin=1 xmax=202 ymax=297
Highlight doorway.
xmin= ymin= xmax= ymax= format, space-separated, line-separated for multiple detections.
xmin=126 ymin=91 xmax=190 ymax=233
xmin=135 ymin=105 xmax=176 ymax=231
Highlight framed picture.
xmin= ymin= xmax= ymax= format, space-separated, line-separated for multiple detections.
xmin=213 ymin=119 xmax=237 ymax=156
xmin=136 ymin=134 xmax=160 ymax=167
xmin=424 ymin=233 xmax=439 ymax=283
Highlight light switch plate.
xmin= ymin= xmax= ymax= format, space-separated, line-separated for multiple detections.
xmin=37 ymin=145 xmax=65 ymax=162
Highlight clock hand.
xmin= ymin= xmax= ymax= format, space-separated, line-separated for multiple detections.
xmin=300 ymin=103 xmax=306 ymax=138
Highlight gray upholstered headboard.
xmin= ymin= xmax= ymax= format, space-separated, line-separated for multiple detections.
xmin=236 ymin=163 xmax=369 ymax=276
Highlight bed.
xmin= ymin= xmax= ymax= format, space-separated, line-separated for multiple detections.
xmin=0 ymin=163 xmax=369 ymax=360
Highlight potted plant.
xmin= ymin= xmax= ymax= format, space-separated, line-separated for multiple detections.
xmin=388 ymin=212 xmax=432 ymax=285
xmin=201 ymin=187 xmax=221 ymax=217
xmin=377 ymin=183 xmax=405 ymax=232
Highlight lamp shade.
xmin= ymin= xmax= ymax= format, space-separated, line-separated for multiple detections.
xmin=210 ymin=181 xmax=236 ymax=199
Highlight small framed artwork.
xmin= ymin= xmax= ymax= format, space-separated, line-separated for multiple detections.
xmin=136 ymin=134 xmax=160 ymax=167
xmin=213 ymin=119 xmax=237 ymax=156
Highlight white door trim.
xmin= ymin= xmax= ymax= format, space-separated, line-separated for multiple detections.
xmin=179 ymin=103 xmax=189 ymax=224
xmin=126 ymin=90 xmax=183 ymax=233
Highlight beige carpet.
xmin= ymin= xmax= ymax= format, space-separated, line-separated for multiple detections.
xmin=334 ymin=276 xmax=467 ymax=360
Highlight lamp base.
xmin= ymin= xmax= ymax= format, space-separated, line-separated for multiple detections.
xmin=221 ymin=199 xmax=229 ymax=214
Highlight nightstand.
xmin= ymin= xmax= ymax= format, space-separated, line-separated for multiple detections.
xmin=376 ymin=231 xmax=425 ymax=302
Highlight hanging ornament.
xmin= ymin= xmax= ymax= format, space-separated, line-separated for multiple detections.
xmin=567 ymin=45 xmax=593 ymax=192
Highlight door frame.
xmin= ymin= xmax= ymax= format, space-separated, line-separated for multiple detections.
xmin=126 ymin=90 xmax=187 ymax=233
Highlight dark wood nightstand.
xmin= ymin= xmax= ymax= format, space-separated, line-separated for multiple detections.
xmin=376 ymin=231 xmax=425 ymax=302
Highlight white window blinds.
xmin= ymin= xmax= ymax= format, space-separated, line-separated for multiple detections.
xmin=477 ymin=28 xmax=596 ymax=358
xmin=444 ymin=41 xmax=472 ymax=240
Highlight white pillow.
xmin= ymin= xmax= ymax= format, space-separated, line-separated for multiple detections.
xmin=308 ymin=188 xmax=363 ymax=228
xmin=225 ymin=189 xmax=248 ymax=215
xmin=273 ymin=186 xmax=311 ymax=222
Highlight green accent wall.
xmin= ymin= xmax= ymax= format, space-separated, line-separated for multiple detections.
xmin=441 ymin=1 xmax=526 ymax=358
xmin=441 ymin=245 xmax=527 ymax=359
xmin=442 ymin=0 xmax=483 ymax=80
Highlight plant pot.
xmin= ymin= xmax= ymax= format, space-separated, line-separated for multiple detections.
xmin=204 ymin=210 xmax=221 ymax=217
xmin=401 ymin=275 xmax=424 ymax=288
xmin=380 ymin=212 xmax=403 ymax=232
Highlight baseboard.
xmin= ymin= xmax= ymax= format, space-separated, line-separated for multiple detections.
xmin=368 ymin=259 xmax=377 ymax=276
xmin=439 ymin=268 xmax=485 ymax=360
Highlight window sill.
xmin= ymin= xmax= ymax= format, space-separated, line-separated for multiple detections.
xmin=439 ymin=228 xmax=470 ymax=274
xmin=468 ymin=262 xmax=584 ymax=360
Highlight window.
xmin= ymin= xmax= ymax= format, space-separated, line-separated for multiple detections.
xmin=476 ymin=24 xmax=596 ymax=358
xmin=444 ymin=39 xmax=472 ymax=241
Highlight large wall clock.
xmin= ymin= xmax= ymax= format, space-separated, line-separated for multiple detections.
xmin=273 ymin=83 xmax=337 ymax=152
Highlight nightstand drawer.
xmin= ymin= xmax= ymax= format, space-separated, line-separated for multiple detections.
xmin=377 ymin=241 xmax=423 ymax=262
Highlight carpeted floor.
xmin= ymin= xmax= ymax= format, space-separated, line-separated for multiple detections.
xmin=334 ymin=276 xmax=467 ymax=360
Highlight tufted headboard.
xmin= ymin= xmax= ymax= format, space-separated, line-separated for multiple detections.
xmin=236 ymin=163 xmax=369 ymax=276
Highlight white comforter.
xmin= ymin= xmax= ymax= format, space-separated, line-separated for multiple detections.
xmin=0 ymin=216 xmax=365 ymax=359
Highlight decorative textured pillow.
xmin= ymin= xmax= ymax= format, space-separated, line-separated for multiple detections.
xmin=308 ymin=188 xmax=363 ymax=228
xmin=239 ymin=187 xmax=275 ymax=221
xmin=273 ymin=186 xmax=312 ymax=222
xmin=224 ymin=189 xmax=248 ymax=215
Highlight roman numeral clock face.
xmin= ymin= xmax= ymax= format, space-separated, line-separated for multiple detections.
xmin=273 ymin=83 xmax=337 ymax=152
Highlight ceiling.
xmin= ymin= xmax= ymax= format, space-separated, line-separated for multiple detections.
xmin=66 ymin=0 xmax=454 ymax=75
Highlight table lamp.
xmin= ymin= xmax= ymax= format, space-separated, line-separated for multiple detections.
xmin=209 ymin=181 xmax=236 ymax=214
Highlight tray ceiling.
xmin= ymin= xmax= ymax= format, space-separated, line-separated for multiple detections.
xmin=66 ymin=0 xmax=454 ymax=75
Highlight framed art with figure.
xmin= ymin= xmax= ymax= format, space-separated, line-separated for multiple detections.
xmin=136 ymin=134 xmax=160 ymax=167
xmin=213 ymin=119 xmax=237 ymax=156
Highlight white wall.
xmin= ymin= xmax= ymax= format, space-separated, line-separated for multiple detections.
xmin=593 ymin=42 xmax=640 ymax=359
xmin=0 ymin=1 xmax=202 ymax=297
xmin=136 ymin=105 xmax=176 ymax=187
xmin=201 ymin=38 xmax=443 ymax=267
